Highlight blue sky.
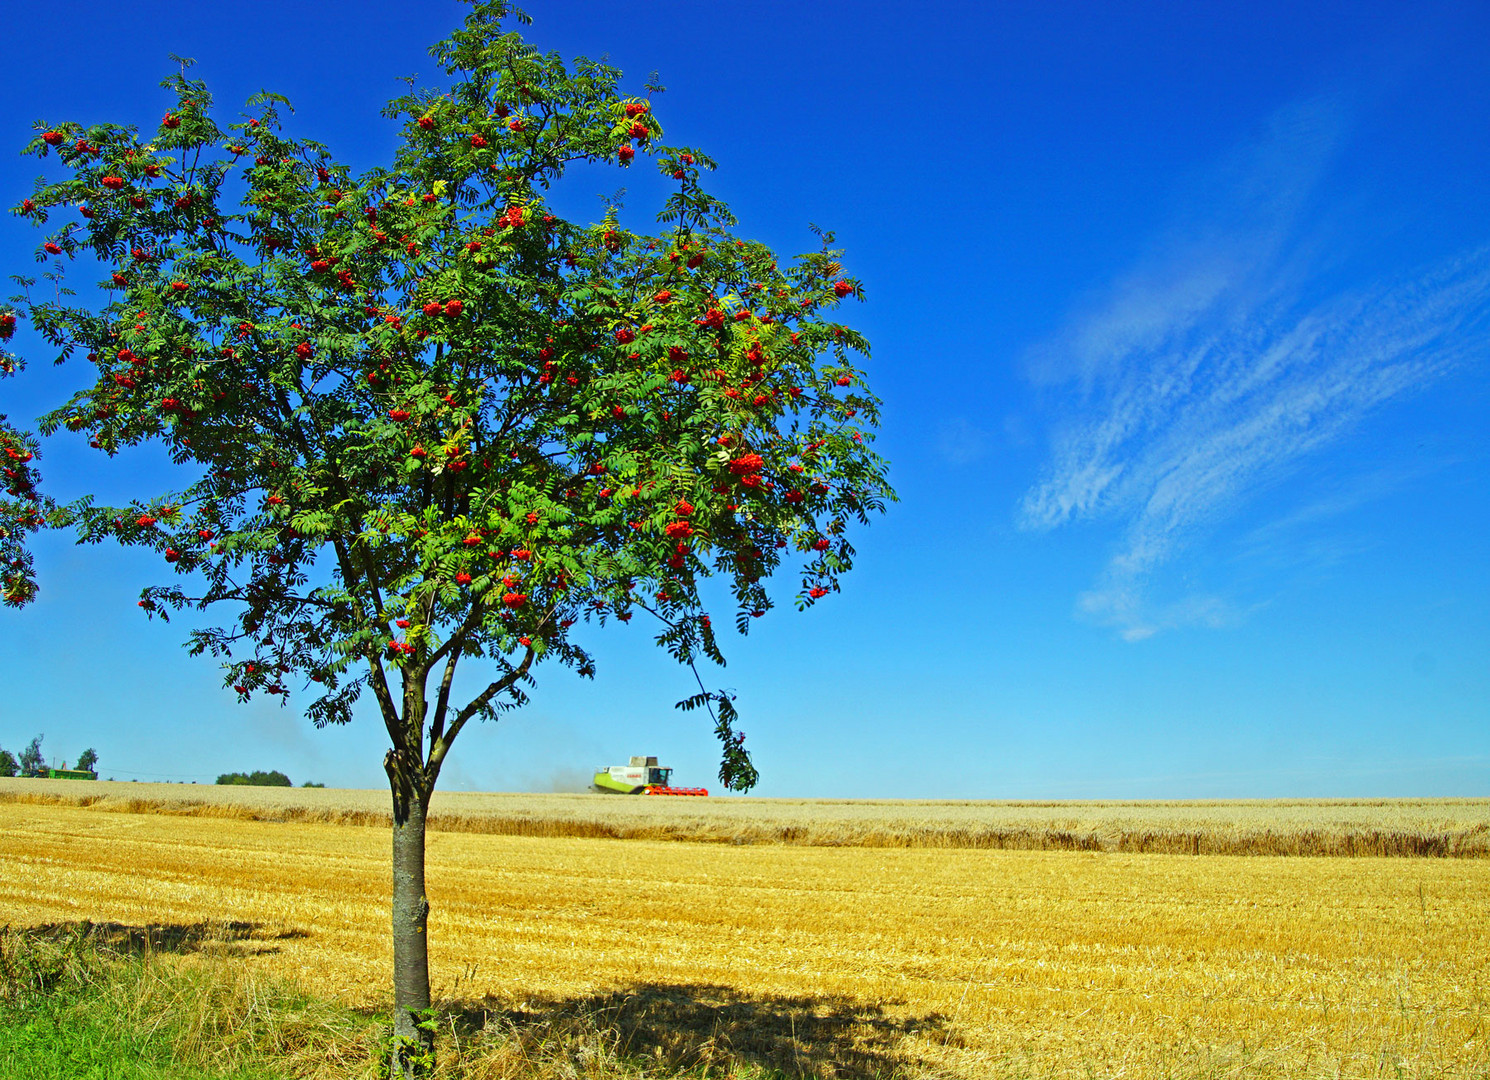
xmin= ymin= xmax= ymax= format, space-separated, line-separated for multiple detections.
xmin=2 ymin=0 xmax=1487 ymax=798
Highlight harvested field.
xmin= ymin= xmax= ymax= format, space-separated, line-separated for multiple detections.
xmin=2 ymin=798 xmax=1488 ymax=1078
xmin=4 ymin=779 xmax=1489 ymax=856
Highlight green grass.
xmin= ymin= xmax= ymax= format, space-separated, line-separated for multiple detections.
xmin=0 ymin=923 xmax=846 ymax=1080
xmin=0 ymin=996 xmax=284 ymax=1079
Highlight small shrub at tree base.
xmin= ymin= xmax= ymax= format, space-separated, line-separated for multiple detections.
xmin=0 ymin=750 xmax=17 ymax=778
xmin=2 ymin=1 xmax=894 ymax=1072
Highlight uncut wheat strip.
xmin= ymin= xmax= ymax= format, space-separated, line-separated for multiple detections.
xmin=5 ymin=780 xmax=1489 ymax=856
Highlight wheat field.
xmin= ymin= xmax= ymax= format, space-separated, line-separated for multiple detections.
xmin=3 ymin=786 xmax=1488 ymax=1078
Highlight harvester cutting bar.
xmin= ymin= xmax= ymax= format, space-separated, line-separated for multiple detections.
xmin=644 ymin=786 xmax=708 ymax=796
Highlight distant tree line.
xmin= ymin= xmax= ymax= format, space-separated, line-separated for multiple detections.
xmin=215 ymin=770 xmax=324 ymax=788
xmin=0 ymin=735 xmax=97 ymax=777
xmin=216 ymin=770 xmax=292 ymax=787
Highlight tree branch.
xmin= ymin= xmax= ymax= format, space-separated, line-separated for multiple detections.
xmin=425 ymin=644 xmax=536 ymax=781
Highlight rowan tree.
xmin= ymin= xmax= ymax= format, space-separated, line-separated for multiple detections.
xmin=2 ymin=2 xmax=892 ymax=1071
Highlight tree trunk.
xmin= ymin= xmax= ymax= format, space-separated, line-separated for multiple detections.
xmin=390 ymin=788 xmax=432 ymax=1077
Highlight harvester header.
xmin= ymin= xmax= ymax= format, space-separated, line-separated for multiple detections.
xmin=591 ymin=755 xmax=707 ymax=796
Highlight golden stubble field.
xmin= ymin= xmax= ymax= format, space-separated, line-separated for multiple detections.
xmin=2 ymin=786 xmax=1488 ymax=1078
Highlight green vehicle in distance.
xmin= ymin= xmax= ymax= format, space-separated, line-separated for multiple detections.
xmin=591 ymin=756 xmax=707 ymax=796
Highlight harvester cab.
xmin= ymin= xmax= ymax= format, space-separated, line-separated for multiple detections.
xmin=591 ymin=756 xmax=707 ymax=796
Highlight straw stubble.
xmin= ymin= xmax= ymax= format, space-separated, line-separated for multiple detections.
xmin=1 ymin=787 xmax=1487 ymax=1077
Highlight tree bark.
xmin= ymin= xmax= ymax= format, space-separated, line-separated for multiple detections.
xmin=389 ymin=780 xmax=432 ymax=1077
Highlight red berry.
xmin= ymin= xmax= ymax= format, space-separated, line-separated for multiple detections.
xmin=43 ymin=242 xmax=61 ymax=254
xmin=42 ymin=131 xmax=64 ymax=146
xmin=455 ymin=572 xmax=472 ymax=585
xmin=417 ymin=116 xmax=435 ymax=130
xmin=618 ymin=145 xmax=635 ymax=163
xmin=444 ymin=299 xmax=463 ymax=317
xmin=295 ymin=341 xmax=312 ymax=358
xmin=833 ymin=280 xmax=853 ymax=297
xmin=162 ymin=114 xmax=180 ymax=129
xmin=422 ymin=301 xmax=441 ymax=316
xmin=470 ymin=134 xmax=488 ymax=148
xmin=171 ymin=281 xmax=188 ymax=292
xmin=101 ymin=176 xmax=125 ymax=190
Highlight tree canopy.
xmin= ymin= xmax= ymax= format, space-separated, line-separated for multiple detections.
xmin=4 ymin=8 xmax=889 ymax=790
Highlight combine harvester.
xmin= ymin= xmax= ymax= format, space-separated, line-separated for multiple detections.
xmin=591 ymin=755 xmax=708 ymax=796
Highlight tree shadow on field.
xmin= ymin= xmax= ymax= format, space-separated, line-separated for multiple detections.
xmin=437 ymin=981 xmax=951 ymax=1080
xmin=10 ymin=919 xmax=310 ymax=959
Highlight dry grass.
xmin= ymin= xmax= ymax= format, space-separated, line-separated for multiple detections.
xmin=3 ymin=799 xmax=1489 ymax=1078
xmin=4 ymin=779 xmax=1488 ymax=856
xmin=0 ymin=920 xmax=381 ymax=1078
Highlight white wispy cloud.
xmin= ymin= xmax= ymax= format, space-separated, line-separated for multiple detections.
xmin=1018 ymin=96 xmax=1490 ymax=641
